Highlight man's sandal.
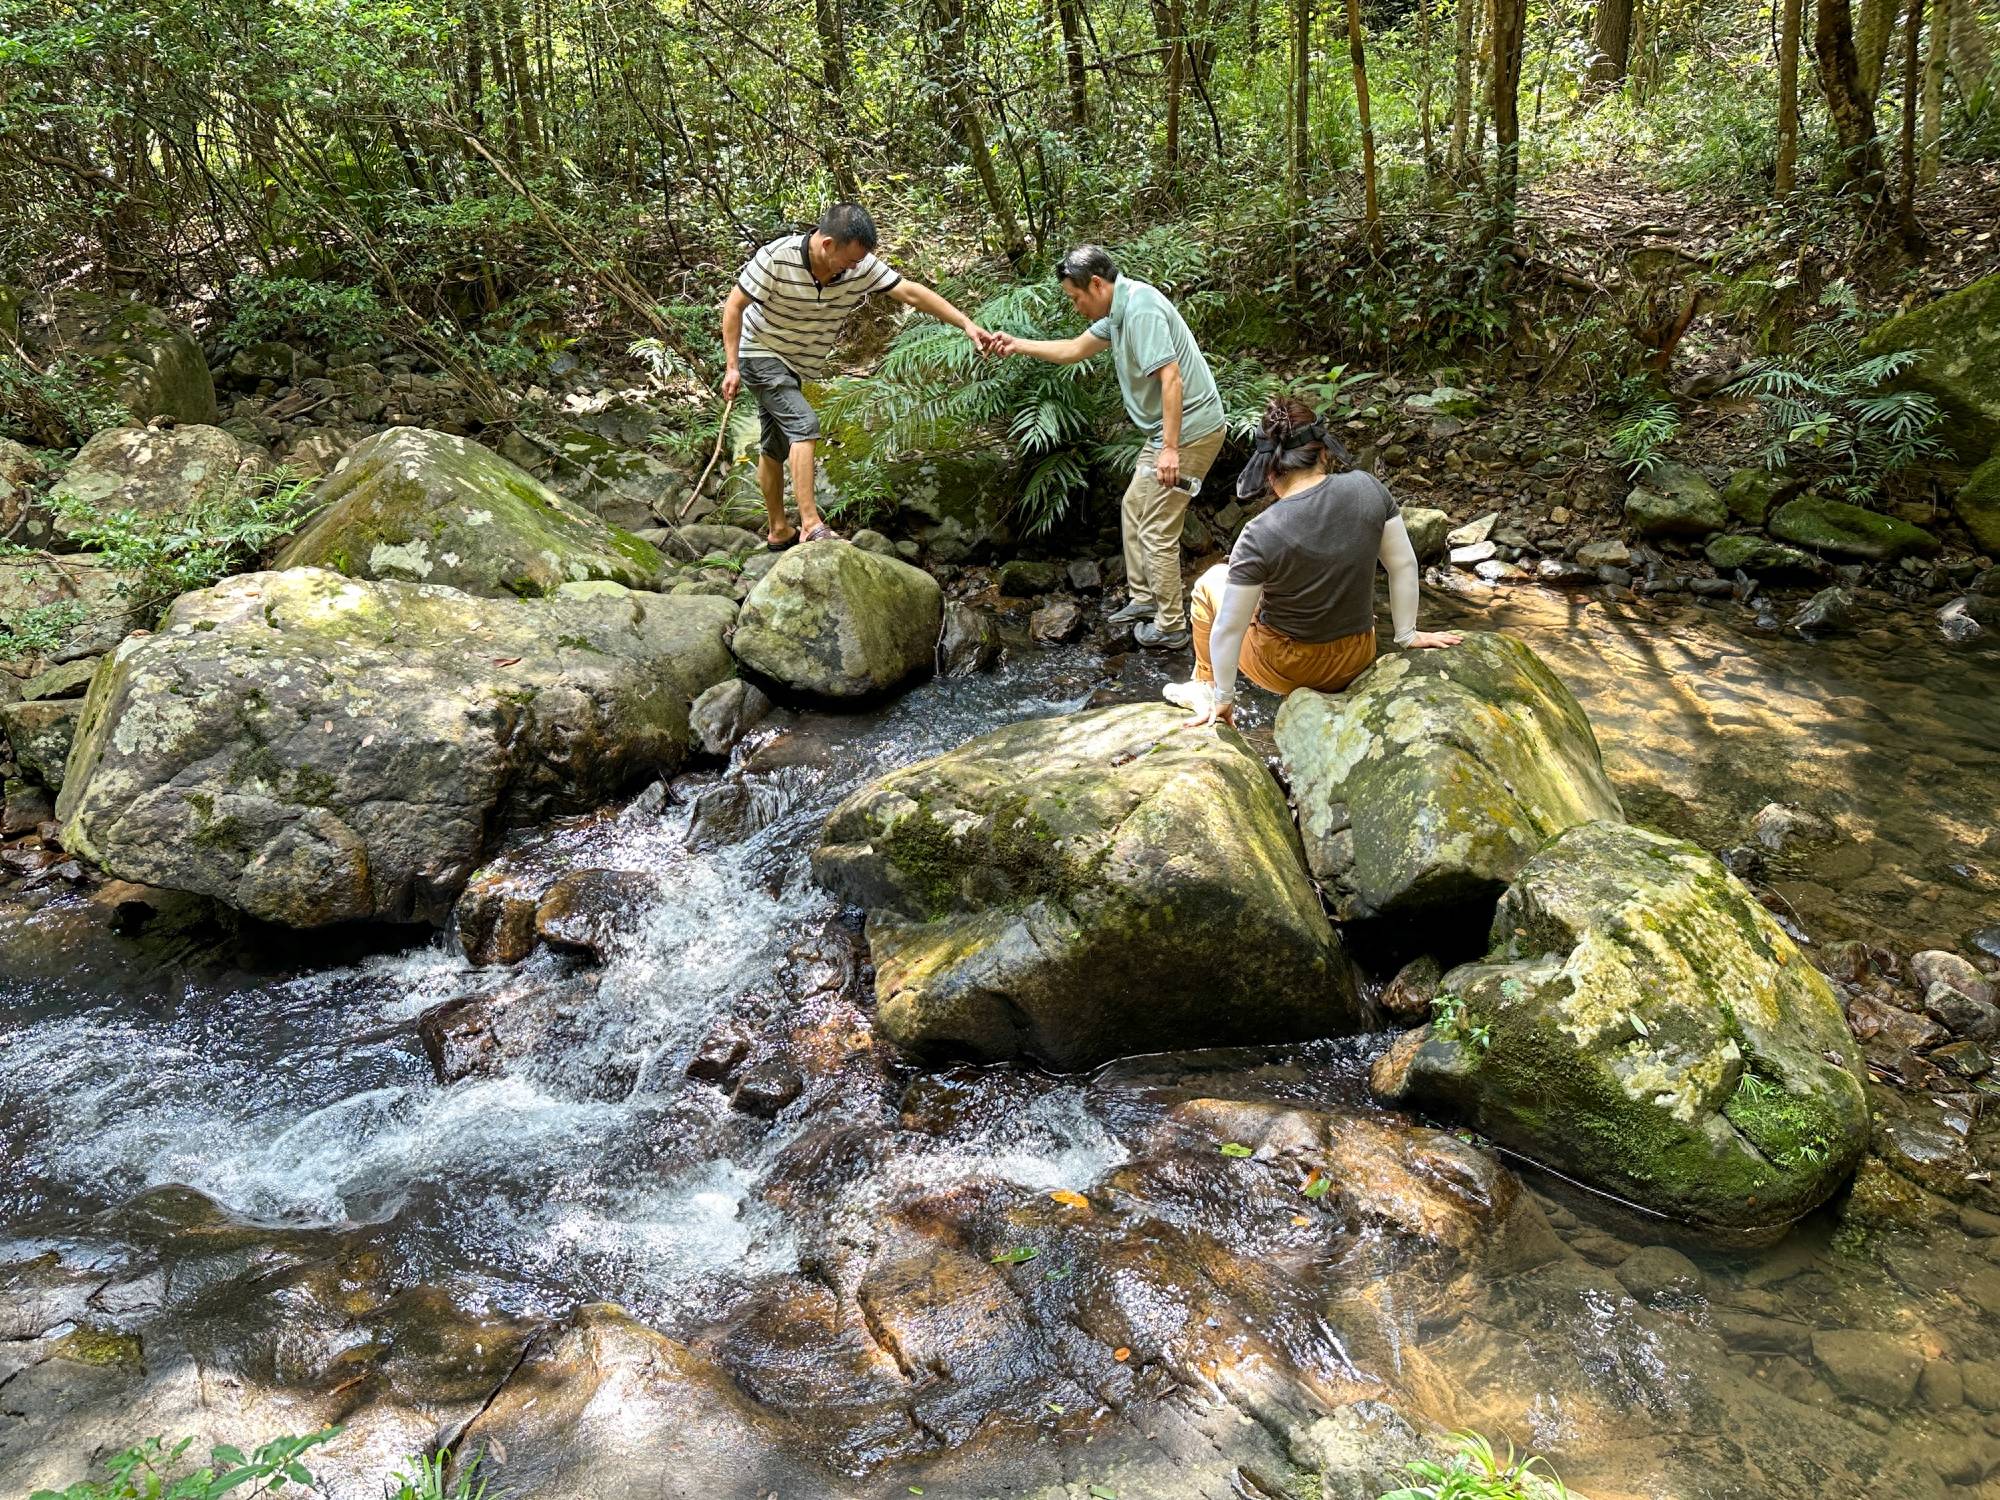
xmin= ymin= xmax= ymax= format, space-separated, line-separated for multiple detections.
xmin=800 ymin=522 xmax=843 ymax=544
xmin=765 ymin=527 xmax=799 ymax=551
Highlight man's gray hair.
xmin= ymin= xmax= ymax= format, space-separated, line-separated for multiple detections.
xmin=818 ymin=203 xmax=879 ymax=250
xmin=1055 ymin=245 xmax=1120 ymax=287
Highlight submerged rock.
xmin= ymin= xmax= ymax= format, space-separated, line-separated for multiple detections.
xmin=1792 ymin=585 xmax=1859 ymax=637
xmin=814 ymin=702 xmax=1363 ymax=1069
xmin=57 ymin=569 xmax=734 ymax=926
xmin=732 ymin=540 xmax=942 ymax=700
xmin=1372 ymin=820 xmax=1870 ymax=1232
xmin=41 ymin=425 xmax=270 ymax=551
xmin=278 ymin=426 xmax=669 ymax=597
xmin=1275 ymin=633 xmax=1621 ymax=925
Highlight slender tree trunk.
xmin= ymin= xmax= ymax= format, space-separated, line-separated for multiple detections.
xmin=1815 ymin=0 xmax=1888 ymax=202
xmin=1344 ymin=0 xmax=1381 ymax=244
xmin=935 ymin=0 xmax=1028 ymax=262
xmin=1448 ymin=0 xmax=1478 ymax=175
xmin=1629 ymin=0 xmax=1651 ymax=98
xmin=1163 ymin=0 xmax=1185 ymax=185
xmin=1489 ymin=0 xmax=1527 ymax=231
xmin=1857 ymin=0 xmax=1897 ymax=96
xmin=1900 ymin=0 xmax=1924 ymax=216
xmin=1776 ymin=0 xmax=1804 ymax=195
xmin=1417 ymin=0 xmax=1438 ymax=172
xmin=1290 ymin=0 xmax=1311 ymax=217
xmin=465 ymin=0 xmax=487 ymax=147
xmin=1057 ymin=0 xmax=1089 ymax=122
xmin=812 ymin=0 xmax=861 ymax=196
xmin=1920 ymin=0 xmax=1951 ymax=182
xmin=501 ymin=0 xmax=540 ymax=160
xmin=1588 ymin=0 xmax=1634 ymax=88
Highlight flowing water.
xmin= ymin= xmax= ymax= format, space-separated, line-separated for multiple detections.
xmin=2 ymin=586 xmax=1997 ymax=1499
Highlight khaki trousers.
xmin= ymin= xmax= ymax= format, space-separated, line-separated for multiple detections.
xmin=1121 ymin=426 xmax=1226 ymax=632
xmin=1188 ymin=564 xmax=1378 ymax=696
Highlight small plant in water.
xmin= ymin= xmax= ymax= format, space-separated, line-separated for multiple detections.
xmin=31 ymin=1427 xmax=340 ymax=1500
xmin=1379 ymin=1429 xmax=1569 ymax=1499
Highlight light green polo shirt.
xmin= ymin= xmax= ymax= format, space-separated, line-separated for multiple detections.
xmin=1087 ymin=277 xmax=1224 ymax=445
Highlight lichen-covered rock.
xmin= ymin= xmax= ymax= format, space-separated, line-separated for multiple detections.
xmin=1957 ymin=454 xmax=2000 ymax=555
xmin=1624 ymin=464 xmax=1726 ymax=537
xmin=1275 ymin=633 xmax=1622 ymax=923
xmin=277 ymin=427 xmax=668 ymax=597
xmin=79 ymin=303 xmax=218 ymax=426
xmin=1402 ymin=506 xmax=1452 ymax=563
xmin=813 ymin=702 xmax=1364 ymax=1069
xmin=732 ymin=540 xmax=942 ymax=700
xmin=0 ymin=437 xmax=48 ymax=542
xmin=0 ymin=556 xmax=142 ymax=683
xmin=1372 ymin=820 xmax=1870 ymax=1231
xmin=1861 ymin=270 xmax=2000 ymax=459
xmin=1769 ymin=495 xmax=1941 ymax=562
xmin=57 ymin=569 xmax=735 ymax=926
xmin=0 ymin=698 xmax=81 ymax=789
xmin=41 ymin=425 xmax=270 ymax=550
xmin=883 ymin=445 xmax=1019 ymax=561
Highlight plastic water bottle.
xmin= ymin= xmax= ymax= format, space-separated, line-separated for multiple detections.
xmin=1139 ymin=457 xmax=1200 ymax=498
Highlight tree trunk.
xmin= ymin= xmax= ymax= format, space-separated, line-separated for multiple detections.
xmin=1948 ymin=1 xmax=1993 ymax=113
xmin=1448 ymin=0 xmax=1478 ymax=175
xmin=1814 ymin=0 xmax=1888 ymax=202
xmin=1856 ymin=0 xmax=1897 ymax=96
xmin=935 ymin=0 xmax=1027 ymax=262
xmin=1921 ymin=0 xmax=1951 ymax=183
xmin=813 ymin=0 xmax=861 ymax=196
xmin=1163 ymin=0 xmax=1185 ymax=185
xmin=1290 ymin=0 xmax=1311 ymax=217
xmin=1417 ymin=0 xmax=1438 ymax=172
xmin=465 ymin=0 xmax=487 ymax=146
xmin=1057 ymin=0 xmax=1089 ymax=122
xmin=1776 ymin=0 xmax=1804 ymax=195
xmin=1900 ymin=0 xmax=1924 ymax=216
xmin=1588 ymin=0 xmax=1634 ymax=88
xmin=1345 ymin=0 xmax=1381 ymax=243
xmin=1488 ymin=0 xmax=1527 ymax=230
xmin=500 ymin=0 xmax=540 ymax=161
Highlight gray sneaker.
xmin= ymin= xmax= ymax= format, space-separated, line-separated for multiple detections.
xmin=1134 ymin=619 xmax=1192 ymax=650
xmin=1105 ymin=597 xmax=1156 ymax=625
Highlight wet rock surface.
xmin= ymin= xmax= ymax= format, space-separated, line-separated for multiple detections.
xmin=815 ymin=702 xmax=1365 ymax=1068
xmin=732 ymin=539 xmax=944 ymax=700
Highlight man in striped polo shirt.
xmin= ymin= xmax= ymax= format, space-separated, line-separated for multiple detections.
xmin=721 ymin=204 xmax=993 ymax=546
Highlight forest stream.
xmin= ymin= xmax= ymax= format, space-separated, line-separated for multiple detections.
xmin=2 ymin=586 xmax=1997 ymax=1500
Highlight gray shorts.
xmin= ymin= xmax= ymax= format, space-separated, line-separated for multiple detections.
xmin=740 ymin=356 xmax=819 ymax=460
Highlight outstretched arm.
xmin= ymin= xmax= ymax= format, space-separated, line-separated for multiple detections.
xmin=1379 ymin=516 xmax=1460 ymax=650
xmin=889 ymin=279 xmax=991 ymax=351
xmin=1187 ymin=581 xmax=1263 ymax=727
xmin=995 ymin=330 xmax=1110 ymax=365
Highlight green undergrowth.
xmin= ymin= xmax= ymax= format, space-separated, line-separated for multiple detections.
xmin=32 ymin=1427 xmax=501 ymax=1500
xmin=1379 ymin=1429 xmax=1569 ymax=1499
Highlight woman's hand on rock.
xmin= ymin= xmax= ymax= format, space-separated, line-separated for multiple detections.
xmin=1183 ymin=701 xmax=1236 ymax=730
xmin=1407 ymin=630 xmax=1462 ymax=650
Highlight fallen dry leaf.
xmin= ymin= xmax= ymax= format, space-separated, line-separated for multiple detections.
xmin=1113 ymin=1347 xmax=1131 ymax=1362
xmin=1049 ymin=1189 xmax=1089 ymax=1209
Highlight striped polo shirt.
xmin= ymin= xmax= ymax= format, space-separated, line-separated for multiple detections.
xmin=737 ymin=233 xmax=902 ymax=378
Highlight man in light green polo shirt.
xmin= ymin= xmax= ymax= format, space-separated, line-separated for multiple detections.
xmin=994 ymin=245 xmax=1224 ymax=649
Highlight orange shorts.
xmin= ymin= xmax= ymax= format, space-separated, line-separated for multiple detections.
xmin=1188 ymin=565 xmax=1377 ymax=696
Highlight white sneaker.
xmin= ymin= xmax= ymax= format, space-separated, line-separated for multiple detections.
xmin=1162 ymin=678 xmax=1212 ymax=714
xmin=1106 ymin=597 xmax=1156 ymax=624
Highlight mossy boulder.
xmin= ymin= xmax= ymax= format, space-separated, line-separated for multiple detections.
xmin=1861 ymin=271 xmax=2000 ymax=459
xmin=277 ymin=427 xmax=668 ymax=597
xmin=57 ymin=568 xmax=736 ymax=927
xmin=79 ymin=303 xmax=218 ymax=426
xmin=1956 ymin=455 xmax=2000 ymax=555
xmin=1721 ymin=468 xmax=1794 ymax=526
xmin=41 ymin=424 xmax=271 ymax=551
xmin=1372 ymin=820 xmax=1870 ymax=1232
xmin=732 ymin=540 xmax=942 ymax=700
xmin=1624 ymin=463 xmax=1727 ymax=537
xmin=1704 ymin=534 xmax=1818 ymax=576
xmin=0 ymin=555 xmax=144 ymax=684
xmin=813 ymin=702 xmax=1364 ymax=1069
xmin=0 ymin=436 xmax=47 ymax=541
xmin=1274 ymin=633 xmax=1622 ymax=925
xmin=881 ymin=444 xmax=1019 ymax=561
xmin=1402 ymin=506 xmax=1452 ymax=563
xmin=1768 ymin=494 xmax=1940 ymax=562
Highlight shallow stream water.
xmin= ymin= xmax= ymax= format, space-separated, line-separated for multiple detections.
xmin=2 ymin=583 xmax=1997 ymax=1498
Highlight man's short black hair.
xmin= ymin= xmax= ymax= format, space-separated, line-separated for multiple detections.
xmin=818 ymin=203 xmax=879 ymax=250
xmin=1055 ymin=245 xmax=1120 ymax=288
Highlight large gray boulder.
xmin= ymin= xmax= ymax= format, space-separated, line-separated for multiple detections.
xmin=57 ymin=568 xmax=735 ymax=927
xmin=40 ymin=424 xmax=270 ymax=550
xmin=277 ymin=427 xmax=669 ymax=597
xmin=1275 ymin=633 xmax=1622 ymax=923
xmin=1373 ymin=820 xmax=1871 ymax=1232
xmin=814 ymin=703 xmax=1365 ymax=1069
xmin=1861 ymin=269 xmax=2000 ymax=459
xmin=732 ymin=540 xmax=942 ymax=699
xmin=79 ymin=303 xmax=218 ymax=426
